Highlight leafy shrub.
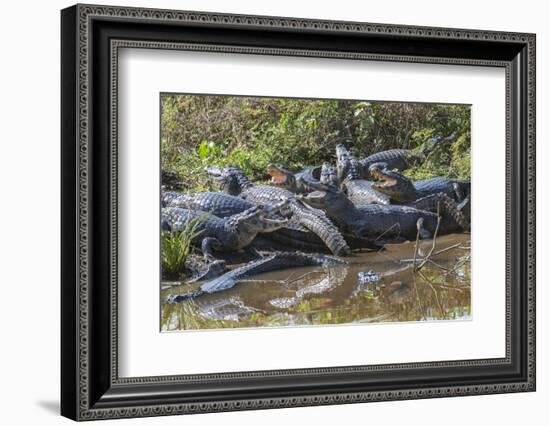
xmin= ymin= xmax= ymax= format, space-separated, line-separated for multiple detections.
xmin=161 ymin=95 xmax=471 ymax=191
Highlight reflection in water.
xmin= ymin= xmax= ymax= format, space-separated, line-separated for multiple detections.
xmin=161 ymin=234 xmax=471 ymax=331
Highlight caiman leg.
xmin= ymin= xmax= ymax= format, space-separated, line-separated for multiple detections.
xmin=457 ymin=195 xmax=471 ymax=225
xmin=183 ymin=238 xmax=228 ymax=283
xmin=452 ymin=182 xmax=465 ymax=202
xmin=416 ymin=217 xmax=432 ymax=239
xmin=245 ymin=246 xmax=264 ymax=259
xmin=186 ymin=259 xmax=227 ymax=283
xmin=201 ymin=237 xmax=222 ymax=260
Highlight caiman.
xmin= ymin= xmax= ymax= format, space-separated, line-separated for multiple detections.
xmin=161 ymin=200 xmax=289 ymax=258
xmin=205 ymin=166 xmax=351 ymax=256
xmin=297 ymin=180 xmax=469 ymax=241
xmin=166 ymin=251 xmax=348 ymax=301
xmin=357 ymin=132 xmax=458 ymax=179
xmin=335 ymin=144 xmax=391 ymax=205
xmin=206 ymin=165 xmax=297 ymax=204
xmin=369 ymin=162 xmax=470 ymax=203
xmin=162 ymin=189 xmax=349 ymax=255
xmin=162 ymin=191 xmax=255 ymax=216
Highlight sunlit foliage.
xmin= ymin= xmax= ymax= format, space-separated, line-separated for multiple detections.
xmin=161 ymin=95 xmax=471 ymax=191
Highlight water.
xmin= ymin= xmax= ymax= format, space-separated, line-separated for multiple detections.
xmin=161 ymin=234 xmax=471 ymax=331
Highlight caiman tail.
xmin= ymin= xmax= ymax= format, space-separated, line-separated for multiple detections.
xmin=288 ymin=200 xmax=351 ymax=256
xmin=412 ymin=193 xmax=470 ymax=231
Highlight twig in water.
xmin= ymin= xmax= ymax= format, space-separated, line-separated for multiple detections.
xmin=238 ymin=279 xmax=287 ymax=285
xmin=412 ymin=274 xmax=427 ymax=321
xmin=432 ymin=243 xmax=462 ymax=257
xmin=445 ymin=255 xmax=471 ymax=277
xmin=375 ymin=222 xmax=400 ymax=241
xmin=435 ymin=284 xmax=466 ymax=293
xmin=376 ymin=249 xmax=402 ymax=265
xmin=417 ymin=270 xmax=445 ymax=318
xmin=425 ymin=258 xmax=449 ymax=271
xmin=280 ymin=270 xmax=300 ymax=284
xmin=285 ymin=271 xmax=324 ymax=286
xmin=412 ymin=218 xmax=422 ymax=269
xmin=415 ymin=202 xmax=441 ymax=272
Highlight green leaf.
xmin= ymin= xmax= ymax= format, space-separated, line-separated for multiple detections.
xmin=198 ymin=140 xmax=210 ymax=161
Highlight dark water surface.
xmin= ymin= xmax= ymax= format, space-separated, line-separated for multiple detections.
xmin=161 ymin=234 xmax=471 ymax=331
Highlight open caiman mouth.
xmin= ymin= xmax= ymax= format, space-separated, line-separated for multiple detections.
xmin=266 ymin=164 xmax=289 ymax=185
xmin=303 ymin=190 xmax=327 ymax=200
xmin=262 ymin=216 xmax=289 ymax=225
xmin=371 ymin=169 xmax=397 ymax=188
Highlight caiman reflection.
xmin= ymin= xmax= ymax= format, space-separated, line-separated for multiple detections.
xmin=161 ymin=234 xmax=471 ymax=331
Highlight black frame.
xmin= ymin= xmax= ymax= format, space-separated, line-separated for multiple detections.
xmin=61 ymin=4 xmax=536 ymax=421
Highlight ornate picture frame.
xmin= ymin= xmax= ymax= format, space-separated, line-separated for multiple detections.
xmin=61 ymin=4 xmax=535 ymax=420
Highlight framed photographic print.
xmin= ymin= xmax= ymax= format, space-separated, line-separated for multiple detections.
xmin=61 ymin=4 xmax=536 ymax=421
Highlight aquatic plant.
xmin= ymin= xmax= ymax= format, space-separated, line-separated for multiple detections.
xmin=161 ymin=215 xmax=206 ymax=278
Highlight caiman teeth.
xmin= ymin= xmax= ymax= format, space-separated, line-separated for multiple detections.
xmin=263 ymin=217 xmax=288 ymax=225
xmin=270 ymin=174 xmax=287 ymax=185
xmin=267 ymin=165 xmax=288 ymax=185
xmin=306 ymin=190 xmax=326 ymax=199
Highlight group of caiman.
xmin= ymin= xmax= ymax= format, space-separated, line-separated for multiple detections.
xmin=161 ymin=133 xmax=470 ymax=301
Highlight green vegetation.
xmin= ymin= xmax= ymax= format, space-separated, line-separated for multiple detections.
xmin=161 ymin=215 xmax=206 ymax=278
xmin=161 ymin=95 xmax=471 ymax=191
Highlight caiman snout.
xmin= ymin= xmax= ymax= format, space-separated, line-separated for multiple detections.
xmin=262 ymin=198 xmax=290 ymax=212
xmin=204 ymin=165 xmax=227 ymax=184
xmin=262 ymin=198 xmax=293 ymax=219
xmin=335 ymin=144 xmax=347 ymax=155
xmin=205 ymin=165 xmax=223 ymax=177
xmin=255 ymin=210 xmax=289 ymax=231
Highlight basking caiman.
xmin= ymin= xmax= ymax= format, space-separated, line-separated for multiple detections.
xmin=205 ymin=166 xmax=351 ymax=256
xmin=357 ymin=132 xmax=458 ymax=179
xmin=298 ymin=180 xmax=468 ymax=241
xmin=161 ymin=201 xmax=289 ymax=258
xmin=369 ymin=163 xmax=470 ymax=203
xmin=162 ymin=189 xmax=349 ymax=255
xmin=335 ymin=144 xmax=391 ymax=205
xmin=206 ymin=165 xmax=298 ymax=204
xmin=166 ymin=251 xmax=348 ymax=301
xmin=162 ymin=191 xmax=255 ymax=216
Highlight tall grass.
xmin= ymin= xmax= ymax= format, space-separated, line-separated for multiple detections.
xmin=161 ymin=215 xmax=207 ymax=278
